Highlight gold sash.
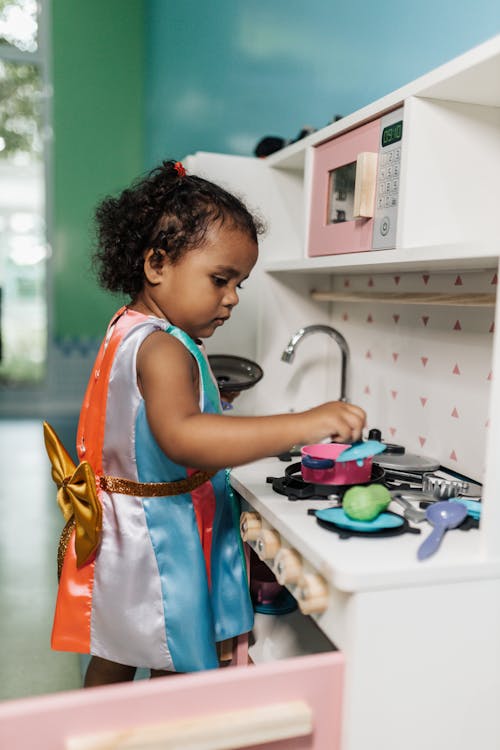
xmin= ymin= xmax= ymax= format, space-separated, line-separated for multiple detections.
xmin=43 ymin=422 xmax=215 ymax=571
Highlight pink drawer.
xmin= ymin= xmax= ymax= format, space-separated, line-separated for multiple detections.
xmin=0 ymin=652 xmax=344 ymax=749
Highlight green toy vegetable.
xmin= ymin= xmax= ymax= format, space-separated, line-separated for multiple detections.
xmin=342 ymin=484 xmax=391 ymax=521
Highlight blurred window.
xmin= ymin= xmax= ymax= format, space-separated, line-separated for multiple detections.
xmin=0 ymin=0 xmax=48 ymax=383
xmin=0 ymin=0 xmax=38 ymax=52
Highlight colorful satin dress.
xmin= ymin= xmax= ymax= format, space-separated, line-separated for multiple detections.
xmin=51 ymin=307 xmax=253 ymax=671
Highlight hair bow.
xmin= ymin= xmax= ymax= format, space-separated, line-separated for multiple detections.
xmin=173 ymin=161 xmax=186 ymax=177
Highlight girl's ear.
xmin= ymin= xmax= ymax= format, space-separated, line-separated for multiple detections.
xmin=143 ymin=248 xmax=166 ymax=284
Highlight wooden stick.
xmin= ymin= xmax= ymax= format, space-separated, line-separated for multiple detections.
xmin=310 ymin=290 xmax=496 ymax=307
xmin=66 ymin=700 xmax=312 ymax=750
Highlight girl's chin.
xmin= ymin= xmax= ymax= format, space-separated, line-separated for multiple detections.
xmin=205 ymin=321 xmax=223 ymax=334
xmin=182 ymin=321 xmax=221 ymax=339
xmin=190 ymin=325 xmax=216 ymax=339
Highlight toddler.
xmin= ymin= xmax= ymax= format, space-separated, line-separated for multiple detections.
xmin=47 ymin=160 xmax=366 ymax=687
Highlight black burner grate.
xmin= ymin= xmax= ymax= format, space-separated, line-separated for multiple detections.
xmin=267 ymin=461 xmax=387 ymax=501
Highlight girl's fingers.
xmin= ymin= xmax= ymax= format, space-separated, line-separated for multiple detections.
xmin=342 ymin=403 xmax=367 ymax=424
xmin=331 ymin=407 xmax=366 ymax=442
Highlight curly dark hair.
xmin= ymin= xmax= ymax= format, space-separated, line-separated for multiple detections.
xmin=92 ymin=160 xmax=265 ymax=298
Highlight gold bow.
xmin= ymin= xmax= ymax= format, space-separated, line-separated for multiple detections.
xmin=43 ymin=421 xmax=102 ymax=568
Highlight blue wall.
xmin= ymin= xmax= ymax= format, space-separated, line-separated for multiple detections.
xmin=145 ymin=0 xmax=500 ymax=166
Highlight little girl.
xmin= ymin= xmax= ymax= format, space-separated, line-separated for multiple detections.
xmin=48 ymin=160 xmax=366 ymax=687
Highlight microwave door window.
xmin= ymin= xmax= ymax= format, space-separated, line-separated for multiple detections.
xmin=328 ymin=161 xmax=356 ymax=224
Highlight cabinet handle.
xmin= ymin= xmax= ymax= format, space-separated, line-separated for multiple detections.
xmin=240 ymin=512 xmax=262 ymax=542
xmin=353 ymin=151 xmax=378 ymax=219
xmin=66 ymin=700 xmax=313 ymax=750
xmin=296 ymin=573 xmax=329 ymax=615
xmin=255 ymin=529 xmax=281 ymax=560
xmin=273 ymin=548 xmax=303 ymax=585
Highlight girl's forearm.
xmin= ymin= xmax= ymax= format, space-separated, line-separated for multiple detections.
xmin=154 ymin=412 xmax=311 ymax=471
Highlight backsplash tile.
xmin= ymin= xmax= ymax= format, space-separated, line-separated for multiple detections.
xmin=330 ymin=270 xmax=495 ymax=480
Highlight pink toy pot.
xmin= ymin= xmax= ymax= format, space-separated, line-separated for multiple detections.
xmin=301 ymin=443 xmax=373 ymax=485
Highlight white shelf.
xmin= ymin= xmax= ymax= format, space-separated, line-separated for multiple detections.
xmin=264 ymin=243 xmax=500 ymax=275
xmin=266 ymin=34 xmax=500 ymax=172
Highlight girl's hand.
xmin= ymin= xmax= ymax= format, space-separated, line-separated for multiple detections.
xmin=299 ymin=401 xmax=366 ymax=446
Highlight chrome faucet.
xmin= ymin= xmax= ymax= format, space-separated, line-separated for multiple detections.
xmin=281 ymin=324 xmax=349 ymax=402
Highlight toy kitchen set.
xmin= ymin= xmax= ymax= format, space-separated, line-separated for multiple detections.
xmin=3 ymin=35 xmax=500 ymax=750
xmin=194 ymin=35 xmax=500 ymax=750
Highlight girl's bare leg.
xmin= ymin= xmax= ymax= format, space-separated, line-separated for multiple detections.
xmin=84 ymin=656 xmax=137 ymax=687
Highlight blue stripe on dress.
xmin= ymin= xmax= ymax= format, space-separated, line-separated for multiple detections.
xmin=208 ymin=469 xmax=254 ymax=640
xmin=165 ymin=326 xmax=253 ymax=640
xmin=135 ymin=404 xmax=219 ymax=672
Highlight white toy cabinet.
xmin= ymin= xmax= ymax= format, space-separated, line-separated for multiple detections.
xmin=189 ymin=35 xmax=500 ymax=750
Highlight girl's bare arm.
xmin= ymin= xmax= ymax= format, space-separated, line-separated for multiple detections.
xmin=137 ymin=331 xmax=366 ymax=471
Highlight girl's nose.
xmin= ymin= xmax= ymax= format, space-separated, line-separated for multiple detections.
xmin=224 ymin=287 xmax=239 ymax=307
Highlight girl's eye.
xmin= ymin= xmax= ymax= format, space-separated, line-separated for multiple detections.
xmin=237 ymin=282 xmax=244 ymax=290
xmin=212 ymin=276 xmax=228 ymax=287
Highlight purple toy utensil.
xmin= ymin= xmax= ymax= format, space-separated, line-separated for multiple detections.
xmin=417 ymin=500 xmax=468 ymax=561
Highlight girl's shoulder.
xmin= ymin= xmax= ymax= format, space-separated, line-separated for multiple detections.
xmin=105 ymin=308 xmax=169 ymax=351
xmin=113 ymin=308 xmax=168 ymax=337
xmin=108 ymin=309 xmax=201 ymax=377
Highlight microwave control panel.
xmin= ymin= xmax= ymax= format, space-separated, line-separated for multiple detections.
xmin=372 ymin=107 xmax=404 ymax=250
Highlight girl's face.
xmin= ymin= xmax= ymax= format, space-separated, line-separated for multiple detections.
xmin=143 ymin=222 xmax=258 ymax=340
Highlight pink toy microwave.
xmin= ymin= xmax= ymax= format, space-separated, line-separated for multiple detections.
xmin=308 ymin=107 xmax=404 ymax=256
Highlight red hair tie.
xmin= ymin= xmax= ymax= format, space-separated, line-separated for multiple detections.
xmin=173 ymin=161 xmax=186 ymax=177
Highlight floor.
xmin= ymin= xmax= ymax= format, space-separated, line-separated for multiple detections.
xmin=0 ymin=417 xmax=82 ymax=701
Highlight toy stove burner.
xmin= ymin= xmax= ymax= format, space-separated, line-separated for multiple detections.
xmin=267 ymin=457 xmax=478 ymax=538
xmin=267 ymin=461 xmax=387 ymax=501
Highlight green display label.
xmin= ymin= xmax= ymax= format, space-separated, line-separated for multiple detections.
xmin=382 ymin=120 xmax=403 ymax=147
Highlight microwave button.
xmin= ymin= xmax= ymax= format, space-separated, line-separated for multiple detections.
xmin=395 ymin=148 xmax=401 ymax=161
xmin=386 ymin=165 xmax=393 ymax=177
xmin=377 ymin=196 xmax=384 ymax=208
xmin=388 ymin=151 xmax=394 ymax=162
xmin=392 ymin=179 xmax=398 ymax=192
xmin=380 ymin=167 xmax=386 ymax=179
xmin=386 ymin=181 xmax=391 ymax=192
xmin=390 ymin=196 xmax=397 ymax=207
xmin=380 ymin=217 xmax=390 ymax=236
xmin=394 ymin=163 xmax=400 ymax=176
xmin=384 ymin=196 xmax=391 ymax=208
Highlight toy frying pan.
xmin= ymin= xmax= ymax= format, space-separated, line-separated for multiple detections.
xmin=208 ymin=354 xmax=264 ymax=393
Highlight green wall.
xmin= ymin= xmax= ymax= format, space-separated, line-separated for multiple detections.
xmin=51 ymin=0 xmax=145 ymax=338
